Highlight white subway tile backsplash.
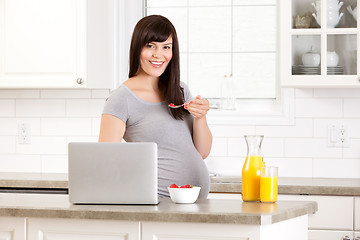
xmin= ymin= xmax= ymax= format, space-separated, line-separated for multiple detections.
xmin=0 ymin=154 xmax=41 ymax=172
xmin=209 ymin=125 xmax=255 ymax=138
xmin=256 ymin=119 xmax=313 ymax=138
xmin=16 ymin=137 xmax=66 ymax=155
xmin=41 ymin=155 xmax=68 ymax=173
xmin=264 ymin=158 xmax=313 ymax=178
xmin=228 ymin=137 xmax=247 ymax=157
xmin=92 ymin=118 xmax=101 ymax=137
xmin=205 ymin=156 xmax=243 ymax=176
xmin=0 ymin=87 xmax=359 ymax=178
xmin=66 ymin=99 xmax=105 ymax=117
xmin=0 ymin=136 xmax=16 ymax=153
xmin=344 ymin=99 xmax=360 ymax=118
xmin=41 ymin=118 xmax=92 ymax=136
xmin=0 ymin=90 xmax=40 ymax=99
xmin=314 ymin=89 xmax=360 ymax=98
xmin=313 ymin=158 xmax=360 ymax=178
xmin=295 ymin=98 xmax=343 ymax=118
xmin=284 ymin=138 xmax=342 ymax=158
xmin=41 ymin=89 xmax=91 ymax=99
xmin=16 ymin=100 xmax=66 ymax=117
xmin=0 ymin=100 xmax=15 ymax=116
xmin=343 ymin=139 xmax=360 ymax=159
xmin=209 ymin=138 xmax=227 ymax=157
xmin=262 ymin=138 xmax=284 ymax=157
xmin=295 ymin=89 xmax=313 ymax=98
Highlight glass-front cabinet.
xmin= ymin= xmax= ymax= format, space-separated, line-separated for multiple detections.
xmin=280 ymin=0 xmax=360 ymax=87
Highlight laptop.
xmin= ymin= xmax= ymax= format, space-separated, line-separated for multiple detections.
xmin=68 ymin=142 xmax=158 ymax=204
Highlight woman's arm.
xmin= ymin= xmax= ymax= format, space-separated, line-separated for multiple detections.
xmin=98 ymin=114 xmax=126 ymax=142
xmin=185 ymin=96 xmax=212 ymax=159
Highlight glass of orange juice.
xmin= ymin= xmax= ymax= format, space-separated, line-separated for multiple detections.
xmin=260 ymin=166 xmax=278 ymax=203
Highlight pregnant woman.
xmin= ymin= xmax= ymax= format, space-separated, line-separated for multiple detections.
xmin=98 ymin=15 xmax=212 ymax=198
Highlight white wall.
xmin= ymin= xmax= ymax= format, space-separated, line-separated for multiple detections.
xmin=0 ymin=88 xmax=359 ymax=178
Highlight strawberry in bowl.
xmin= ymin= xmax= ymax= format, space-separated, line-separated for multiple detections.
xmin=168 ymin=184 xmax=201 ymax=203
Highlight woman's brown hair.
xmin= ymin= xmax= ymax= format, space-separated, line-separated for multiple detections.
xmin=129 ymin=15 xmax=188 ymax=120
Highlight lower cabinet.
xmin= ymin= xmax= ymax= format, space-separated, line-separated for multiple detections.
xmin=0 ymin=217 xmax=25 ymax=240
xmin=208 ymin=193 xmax=358 ymax=240
xmin=27 ymin=218 xmax=140 ymax=240
xmin=277 ymin=195 xmax=354 ymax=231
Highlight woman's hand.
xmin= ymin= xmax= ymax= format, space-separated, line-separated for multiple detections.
xmin=184 ymin=95 xmax=209 ymax=119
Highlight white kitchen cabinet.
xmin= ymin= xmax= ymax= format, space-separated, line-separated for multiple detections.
xmin=142 ymin=217 xmax=308 ymax=240
xmin=278 ymin=195 xmax=354 ymax=230
xmin=356 ymin=197 xmax=360 ymax=231
xmin=27 ymin=218 xmax=140 ymax=240
xmin=0 ymin=0 xmax=86 ymax=88
xmin=280 ymin=0 xmax=360 ymax=87
xmin=0 ymin=0 xmax=115 ymax=89
xmin=0 ymin=217 xmax=25 ymax=240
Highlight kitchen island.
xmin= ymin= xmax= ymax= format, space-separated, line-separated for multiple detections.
xmin=0 ymin=192 xmax=316 ymax=240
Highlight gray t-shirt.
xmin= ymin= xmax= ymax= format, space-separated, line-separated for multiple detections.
xmin=102 ymin=82 xmax=210 ymax=198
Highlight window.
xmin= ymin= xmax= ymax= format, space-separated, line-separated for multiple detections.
xmin=145 ymin=0 xmax=277 ymax=103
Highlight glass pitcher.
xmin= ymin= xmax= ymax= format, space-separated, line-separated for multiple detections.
xmin=242 ymin=135 xmax=265 ymax=202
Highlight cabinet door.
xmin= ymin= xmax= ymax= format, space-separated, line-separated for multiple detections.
xmin=0 ymin=217 xmax=26 ymax=240
xmin=278 ymin=195 xmax=354 ymax=230
xmin=308 ymin=230 xmax=353 ymax=240
xmin=27 ymin=218 xmax=140 ymax=240
xmin=356 ymin=197 xmax=360 ymax=231
xmin=0 ymin=0 xmax=86 ymax=88
xmin=280 ymin=0 xmax=360 ymax=88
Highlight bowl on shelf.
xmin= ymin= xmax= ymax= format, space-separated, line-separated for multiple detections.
xmin=168 ymin=186 xmax=201 ymax=204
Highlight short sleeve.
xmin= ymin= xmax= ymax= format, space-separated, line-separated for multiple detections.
xmin=180 ymin=81 xmax=193 ymax=103
xmin=102 ymin=86 xmax=129 ymax=123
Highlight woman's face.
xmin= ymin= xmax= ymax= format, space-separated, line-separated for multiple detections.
xmin=139 ymin=35 xmax=173 ymax=78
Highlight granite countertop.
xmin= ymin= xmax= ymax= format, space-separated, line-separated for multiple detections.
xmin=0 ymin=192 xmax=317 ymax=225
xmin=0 ymin=173 xmax=360 ymax=196
xmin=210 ymin=177 xmax=360 ymax=196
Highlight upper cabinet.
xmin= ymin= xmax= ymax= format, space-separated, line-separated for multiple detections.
xmin=0 ymin=0 xmax=116 ymax=89
xmin=280 ymin=0 xmax=360 ymax=87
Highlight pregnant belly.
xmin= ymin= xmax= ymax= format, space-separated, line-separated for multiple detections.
xmin=157 ymin=154 xmax=210 ymax=198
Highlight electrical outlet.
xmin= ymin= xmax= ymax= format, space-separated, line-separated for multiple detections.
xmin=327 ymin=124 xmax=350 ymax=148
xmin=18 ymin=123 xmax=31 ymax=144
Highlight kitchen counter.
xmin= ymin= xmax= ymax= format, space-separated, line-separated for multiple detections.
xmin=0 ymin=173 xmax=359 ymax=196
xmin=0 ymin=192 xmax=317 ymax=225
xmin=211 ymin=176 xmax=360 ymax=196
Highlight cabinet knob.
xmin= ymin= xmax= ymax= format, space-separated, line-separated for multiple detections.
xmin=76 ymin=78 xmax=84 ymax=84
xmin=343 ymin=236 xmax=351 ymax=240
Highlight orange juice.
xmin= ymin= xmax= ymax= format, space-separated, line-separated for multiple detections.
xmin=260 ymin=176 xmax=278 ymax=203
xmin=242 ymin=156 xmax=264 ymax=202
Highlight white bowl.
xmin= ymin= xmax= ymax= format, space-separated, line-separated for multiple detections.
xmin=168 ymin=186 xmax=201 ymax=204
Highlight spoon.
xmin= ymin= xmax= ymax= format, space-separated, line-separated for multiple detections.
xmin=168 ymin=103 xmax=186 ymax=108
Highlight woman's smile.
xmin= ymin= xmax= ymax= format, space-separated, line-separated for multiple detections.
xmin=150 ymin=61 xmax=165 ymax=68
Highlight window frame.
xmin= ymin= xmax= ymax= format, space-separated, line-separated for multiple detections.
xmin=117 ymin=0 xmax=295 ymax=126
